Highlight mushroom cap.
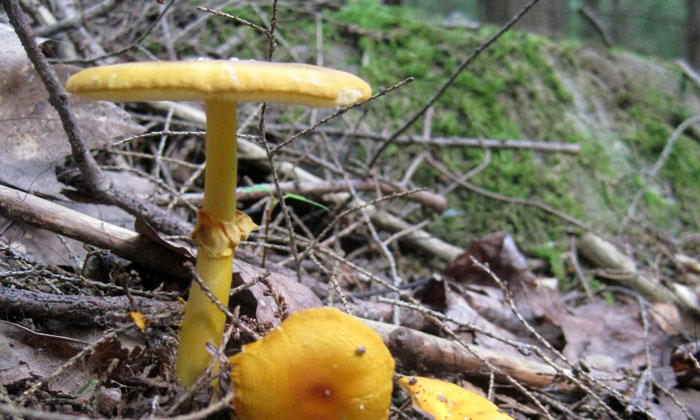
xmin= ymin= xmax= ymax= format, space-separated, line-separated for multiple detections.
xmin=66 ymin=59 xmax=371 ymax=107
xmin=397 ymin=376 xmax=515 ymax=420
xmin=230 ymin=307 xmax=395 ymax=420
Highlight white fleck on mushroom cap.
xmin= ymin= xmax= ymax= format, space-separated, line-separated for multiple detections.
xmin=66 ymin=59 xmax=371 ymax=107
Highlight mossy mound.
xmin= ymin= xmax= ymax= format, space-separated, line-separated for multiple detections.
xmin=208 ymin=1 xmax=700 ymax=251
xmin=331 ymin=1 xmax=700 ymax=247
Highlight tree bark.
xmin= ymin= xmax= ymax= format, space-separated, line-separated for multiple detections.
xmin=480 ymin=0 xmax=510 ymax=24
xmin=687 ymin=0 xmax=700 ymax=69
xmin=480 ymin=0 xmax=567 ymax=39
xmin=581 ymin=0 xmax=600 ymax=39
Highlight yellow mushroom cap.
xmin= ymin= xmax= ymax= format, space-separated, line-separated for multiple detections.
xmin=65 ymin=59 xmax=371 ymax=107
xmin=230 ymin=307 xmax=395 ymax=420
xmin=397 ymin=376 xmax=515 ymax=420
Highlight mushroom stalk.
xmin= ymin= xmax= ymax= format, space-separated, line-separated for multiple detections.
xmin=175 ymin=100 xmax=239 ymax=387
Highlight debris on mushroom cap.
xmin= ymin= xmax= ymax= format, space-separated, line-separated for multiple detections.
xmin=397 ymin=376 xmax=515 ymax=420
xmin=66 ymin=59 xmax=372 ymax=107
xmin=230 ymin=307 xmax=395 ymax=420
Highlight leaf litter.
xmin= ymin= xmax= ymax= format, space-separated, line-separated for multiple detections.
xmin=0 ymin=2 xmax=699 ymax=420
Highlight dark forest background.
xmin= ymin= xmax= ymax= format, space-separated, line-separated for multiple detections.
xmin=386 ymin=0 xmax=700 ymax=70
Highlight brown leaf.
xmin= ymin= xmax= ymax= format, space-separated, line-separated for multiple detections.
xmin=444 ymin=232 xmax=565 ymax=345
xmin=444 ymin=232 xmax=534 ymax=287
xmin=0 ymin=320 xmax=87 ymax=391
xmin=560 ymin=302 xmax=680 ymax=376
xmin=0 ymin=23 xmax=143 ymax=198
xmin=671 ymin=340 xmax=700 ymax=389
xmin=232 ymin=258 xmax=322 ymax=326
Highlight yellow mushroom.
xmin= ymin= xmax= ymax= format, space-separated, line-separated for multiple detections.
xmin=66 ymin=60 xmax=371 ymax=387
xmin=397 ymin=376 xmax=515 ymax=420
xmin=230 ymin=307 xmax=395 ymax=420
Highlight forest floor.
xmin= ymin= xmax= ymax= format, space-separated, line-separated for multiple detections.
xmin=1 ymin=1 xmax=700 ymax=419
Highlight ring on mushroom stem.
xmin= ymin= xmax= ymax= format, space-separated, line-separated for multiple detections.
xmin=65 ymin=59 xmax=372 ymax=387
xmin=230 ymin=307 xmax=395 ymax=420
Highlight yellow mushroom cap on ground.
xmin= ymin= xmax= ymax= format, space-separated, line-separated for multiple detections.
xmin=230 ymin=307 xmax=395 ymax=420
xmin=397 ymin=376 xmax=515 ymax=420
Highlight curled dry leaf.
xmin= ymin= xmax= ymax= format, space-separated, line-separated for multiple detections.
xmin=443 ymin=232 xmax=534 ymax=288
xmin=442 ymin=232 xmax=566 ymax=345
xmin=671 ymin=340 xmax=700 ymax=389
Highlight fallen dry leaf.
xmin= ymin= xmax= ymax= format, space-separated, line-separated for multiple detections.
xmin=443 ymin=232 xmax=683 ymax=380
xmin=671 ymin=340 xmax=700 ymax=389
xmin=444 ymin=232 xmax=534 ymax=288
xmin=443 ymin=232 xmax=565 ymax=345
xmin=0 ymin=23 xmax=143 ymax=198
xmin=233 ymin=258 xmax=323 ymax=326
xmin=0 ymin=320 xmax=88 ymax=392
xmin=0 ymin=319 xmax=155 ymax=401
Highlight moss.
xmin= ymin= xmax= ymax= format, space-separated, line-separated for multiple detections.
xmin=328 ymin=2 xmax=591 ymax=246
xmin=618 ymin=79 xmax=700 ymax=231
xmin=204 ymin=0 xmax=700 ymax=250
xmin=528 ymin=242 xmax=568 ymax=287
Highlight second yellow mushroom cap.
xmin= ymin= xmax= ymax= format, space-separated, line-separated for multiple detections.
xmin=231 ymin=307 xmax=395 ymax=420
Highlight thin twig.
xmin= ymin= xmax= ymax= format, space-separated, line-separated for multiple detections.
xmin=439 ymin=147 xmax=491 ymax=197
xmin=269 ymin=77 xmax=414 ymax=153
xmin=578 ymin=6 xmax=613 ymax=47
xmin=308 ymin=252 xmax=351 ymax=313
xmin=3 ymin=0 xmax=109 ymax=193
xmin=621 ymin=113 xmax=700 ymax=233
xmin=55 ymin=0 xmax=176 ymax=64
xmin=257 ymin=0 xmax=303 ymax=280
xmin=426 ymin=152 xmax=587 ymax=228
xmin=196 ymin=6 xmax=272 ymax=38
xmin=265 ymin=123 xmax=581 ymax=154
xmin=569 ymin=236 xmax=594 ymax=302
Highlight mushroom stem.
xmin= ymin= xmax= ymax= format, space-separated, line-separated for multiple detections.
xmin=175 ymin=99 xmax=239 ymax=387
xmin=202 ymin=100 xmax=239 ymax=220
